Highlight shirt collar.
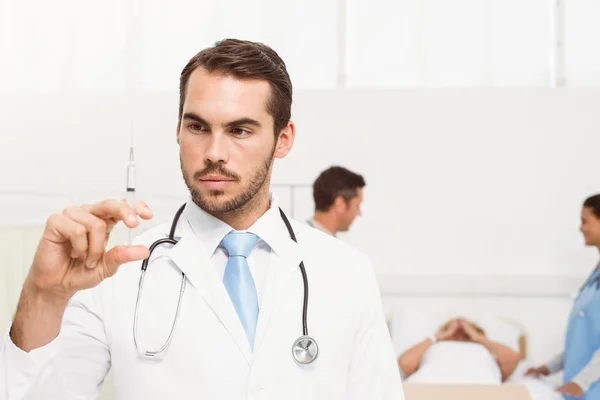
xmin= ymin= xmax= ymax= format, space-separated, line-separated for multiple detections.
xmin=309 ymin=218 xmax=336 ymax=236
xmin=182 ymin=192 xmax=295 ymax=258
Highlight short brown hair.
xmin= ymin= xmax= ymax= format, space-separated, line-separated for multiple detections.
xmin=179 ymin=39 xmax=293 ymax=135
xmin=313 ymin=166 xmax=366 ymax=212
xmin=584 ymin=194 xmax=600 ymax=218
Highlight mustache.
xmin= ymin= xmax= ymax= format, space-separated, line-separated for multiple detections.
xmin=193 ymin=162 xmax=240 ymax=181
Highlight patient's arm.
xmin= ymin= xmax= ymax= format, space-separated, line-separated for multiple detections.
xmin=398 ymin=321 xmax=460 ymax=377
xmin=458 ymin=319 xmax=520 ymax=381
xmin=397 ymin=338 xmax=434 ymax=377
xmin=479 ymin=338 xmax=521 ymax=381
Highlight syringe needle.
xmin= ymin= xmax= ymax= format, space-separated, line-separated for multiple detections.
xmin=126 ymin=134 xmax=136 ymax=245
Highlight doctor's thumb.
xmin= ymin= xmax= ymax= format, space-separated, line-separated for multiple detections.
xmin=103 ymin=245 xmax=150 ymax=278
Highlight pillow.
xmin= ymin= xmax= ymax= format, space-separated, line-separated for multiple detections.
xmin=474 ymin=312 xmax=523 ymax=353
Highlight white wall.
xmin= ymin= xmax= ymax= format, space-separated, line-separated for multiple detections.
xmin=2 ymin=88 xmax=599 ymax=277
xmin=288 ymin=88 xmax=600 ymax=278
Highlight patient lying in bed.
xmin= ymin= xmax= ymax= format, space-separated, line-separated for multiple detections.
xmin=398 ymin=318 xmax=522 ymax=384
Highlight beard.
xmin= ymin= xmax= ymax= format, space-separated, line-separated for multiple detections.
xmin=181 ymin=147 xmax=275 ymax=217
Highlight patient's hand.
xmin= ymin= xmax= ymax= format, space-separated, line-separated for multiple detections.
xmin=459 ymin=319 xmax=485 ymax=343
xmin=436 ymin=320 xmax=460 ymax=341
xmin=556 ymin=382 xmax=584 ymax=398
xmin=525 ymin=365 xmax=550 ymax=377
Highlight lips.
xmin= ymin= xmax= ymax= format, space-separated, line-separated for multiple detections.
xmin=199 ymin=175 xmax=234 ymax=182
xmin=198 ymin=175 xmax=235 ymax=190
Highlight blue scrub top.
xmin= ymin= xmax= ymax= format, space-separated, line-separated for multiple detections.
xmin=563 ymin=265 xmax=600 ymax=400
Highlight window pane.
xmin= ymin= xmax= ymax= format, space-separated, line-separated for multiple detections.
xmin=65 ymin=0 xmax=129 ymax=92
xmin=0 ymin=0 xmax=72 ymax=93
xmin=347 ymin=0 xmax=552 ymax=87
xmin=140 ymin=0 xmax=338 ymax=91
xmin=488 ymin=0 xmax=552 ymax=86
xmin=565 ymin=0 xmax=600 ymax=86
xmin=421 ymin=0 xmax=488 ymax=86
xmin=346 ymin=0 xmax=419 ymax=87
xmin=0 ymin=0 xmax=128 ymax=93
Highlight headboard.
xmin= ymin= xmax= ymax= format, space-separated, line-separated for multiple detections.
xmin=498 ymin=317 xmax=527 ymax=360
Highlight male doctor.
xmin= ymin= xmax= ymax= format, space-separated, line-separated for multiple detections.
xmin=1 ymin=39 xmax=404 ymax=399
xmin=307 ymin=166 xmax=365 ymax=237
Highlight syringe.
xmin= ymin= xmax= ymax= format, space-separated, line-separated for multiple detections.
xmin=126 ymin=130 xmax=136 ymax=245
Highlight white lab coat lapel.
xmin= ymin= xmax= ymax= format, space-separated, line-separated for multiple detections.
xmin=167 ymin=217 xmax=253 ymax=364
xmin=252 ymin=231 xmax=304 ymax=355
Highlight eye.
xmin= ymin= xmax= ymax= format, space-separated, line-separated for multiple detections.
xmin=231 ymin=127 xmax=250 ymax=137
xmin=187 ymin=123 xmax=205 ymax=132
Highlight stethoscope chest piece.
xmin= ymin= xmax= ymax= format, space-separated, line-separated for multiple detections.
xmin=292 ymin=335 xmax=319 ymax=365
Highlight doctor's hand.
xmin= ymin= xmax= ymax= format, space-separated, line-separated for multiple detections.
xmin=27 ymin=199 xmax=152 ymax=299
xmin=525 ymin=365 xmax=551 ymax=377
xmin=12 ymin=199 xmax=153 ymax=352
xmin=556 ymin=382 xmax=584 ymax=398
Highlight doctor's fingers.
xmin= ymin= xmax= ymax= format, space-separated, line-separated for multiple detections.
xmin=46 ymin=214 xmax=89 ymax=259
xmin=131 ymin=200 xmax=153 ymax=220
xmin=524 ymin=368 xmax=538 ymax=376
xmin=95 ymin=200 xmax=154 ymax=237
xmin=61 ymin=207 xmax=108 ymax=267
xmin=82 ymin=199 xmax=151 ymax=228
xmin=102 ymin=244 xmax=149 ymax=279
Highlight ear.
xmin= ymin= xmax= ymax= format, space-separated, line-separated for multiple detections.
xmin=332 ymin=196 xmax=346 ymax=212
xmin=273 ymin=120 xmax=295 ymax=159
xmin=176 ymin=120 xmax=181 ymax=144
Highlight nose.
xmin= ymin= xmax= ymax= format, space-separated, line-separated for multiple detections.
xmin=205 ymin=132 xmax=229 ymax=164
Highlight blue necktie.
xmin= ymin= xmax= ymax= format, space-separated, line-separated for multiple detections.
xmin=221 ymin=231 xmax=259 ymax=349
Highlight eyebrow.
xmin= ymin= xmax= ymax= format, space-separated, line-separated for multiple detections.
xmin=182 ymin=112 xmax=262 ymax=129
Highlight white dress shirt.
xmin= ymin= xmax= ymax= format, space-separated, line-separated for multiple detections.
xmin=306 ymin=218 xmax=335 ymax=236
xmin=181 ymin=196 xmax=273 ymax=305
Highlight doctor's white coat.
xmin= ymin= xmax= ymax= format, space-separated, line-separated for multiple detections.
xmin=1 ymin=204 xmax=404 ymax=400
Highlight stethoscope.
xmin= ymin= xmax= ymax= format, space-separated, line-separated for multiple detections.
xmin=133 ymin=203 xmax=319 ymax=365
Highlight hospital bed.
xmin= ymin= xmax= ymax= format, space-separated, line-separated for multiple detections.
xmin=403 ymin=383 xmax=533 ymax=400
xmin=387 ymin=305 xmax=563 ymax=400
xmin=376 ymin=271 xmax=586 ymax=400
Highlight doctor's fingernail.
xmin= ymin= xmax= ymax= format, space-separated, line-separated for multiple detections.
xmin=127 ymin=214 xmax=137 ymax=223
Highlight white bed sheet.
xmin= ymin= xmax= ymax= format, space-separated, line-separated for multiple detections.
xmin=403 ymin=346 xmax=563 ymax=400
xmin=506 ymin=360 xmax=563 ymax=400
xmin=404 ymin=341 xmax=502 ymax=384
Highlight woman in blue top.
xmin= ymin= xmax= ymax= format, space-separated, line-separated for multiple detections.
xmin=526 ymin=194 xmax=600 ymax=399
